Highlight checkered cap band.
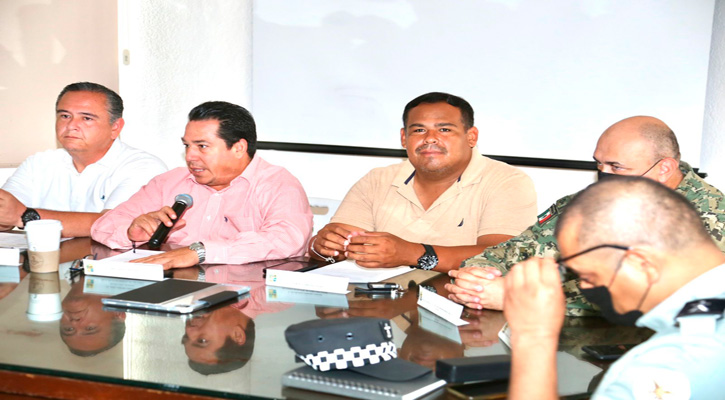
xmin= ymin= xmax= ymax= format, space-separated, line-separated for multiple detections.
xmin=297 ymin=341 xmax=397 ymax=372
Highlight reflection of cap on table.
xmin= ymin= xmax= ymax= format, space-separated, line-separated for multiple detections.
xmin=285 ymin=317 xmax=430 ymax=381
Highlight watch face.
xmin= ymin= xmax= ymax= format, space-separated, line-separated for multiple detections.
xmin=418 ymin=254 xmax=438 ymax=270
xmin=22 ymin=209 xmax=41 ymax=226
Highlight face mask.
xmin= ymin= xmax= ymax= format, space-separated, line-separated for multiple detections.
xmin=580 ymin=257 xmax=652 ymax=326
xmin=596 ymin=170 xmax=623 ymax=182
xmin=581 ymin=286 xmax=643 ymax=326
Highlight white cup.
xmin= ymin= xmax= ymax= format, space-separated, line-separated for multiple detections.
xmin=25 ymin=220 xmax=63 ymax=273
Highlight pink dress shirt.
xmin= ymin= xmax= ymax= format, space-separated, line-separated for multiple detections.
xmin=91 ymin=156 xmax=313 ymax=264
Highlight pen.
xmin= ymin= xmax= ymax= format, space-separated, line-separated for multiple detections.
xmin=132 ymin=241 xmax=136 ymax=254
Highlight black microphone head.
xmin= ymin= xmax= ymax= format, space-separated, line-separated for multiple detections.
xmin=175 ymin=194 xmax=193 ymax=207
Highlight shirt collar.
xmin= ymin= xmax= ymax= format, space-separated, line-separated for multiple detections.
xmin=93 ymin=139 xmax=123 ymax=168
xmin=393 ymin=146 xmax=480 ymax=188
xmin=637 ymin=264 xmax=725 ymax=332
xmin=60 ymin=139 xmax=122 ymax=172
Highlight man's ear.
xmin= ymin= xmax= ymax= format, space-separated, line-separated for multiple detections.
xmin=623 ymin=247 xmax=662 ymax=286
xmin=110 ymin=118 xmax=124 ymax=140
xmin=656 ymin=157 xmax=679 ymax=184
xmin=233 ymin=139 xmax=248 ymax=159
xmin=466 ymin=126 xmax=479 ymax=148
xmin=113 ymin=312 xmax=127 ymax=322
xmin=400 ymin=128 xmax=407 ymax=148
xmin=231 ymin=326 xmax=247 ymax=345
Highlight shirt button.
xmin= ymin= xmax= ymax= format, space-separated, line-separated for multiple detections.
xmin=206 ymin=216 xmax=211 ymax=220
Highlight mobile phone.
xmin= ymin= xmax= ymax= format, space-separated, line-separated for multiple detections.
xmin=446 ymin=380 xmax=509 ymax=400
xmin=367 ymin=282 xmax=400 ymax=290
xmin=582 ymin=344 xmax=636 ymax=361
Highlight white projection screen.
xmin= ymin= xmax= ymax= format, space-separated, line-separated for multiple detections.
xmin=252 ymin=0 xmax=714 ymax=164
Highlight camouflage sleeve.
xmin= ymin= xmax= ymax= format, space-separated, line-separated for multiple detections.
xmin=460 ymin=193 xmax=602 ymax=317
xmin=460 ymin=195 xmax=573 ymax=274
xmin=676 ymin=167 xmax=725 ymax=253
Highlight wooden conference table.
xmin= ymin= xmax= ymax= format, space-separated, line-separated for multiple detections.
xmin=0 ymin=238 xmax=653 ymax=399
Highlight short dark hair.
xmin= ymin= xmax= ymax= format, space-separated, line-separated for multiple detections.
xmin=188 ymin=101 xmax=257 ymax=157
xmin=556 ymin=176 xmax=712 ymax=252
xmin=187 ymin=319 xmax=256 ymax=375
xmin=56 ymin=82 xmax=124 ymax=123
xmin=402 ymin=92 xmax=474 ymax=130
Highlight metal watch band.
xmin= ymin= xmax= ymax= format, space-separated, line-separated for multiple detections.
xmin=189 ymin=241 xmax=206 ymax=264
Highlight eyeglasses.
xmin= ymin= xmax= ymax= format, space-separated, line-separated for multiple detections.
xmin=556 ymin=244 xmax=631 ymax=284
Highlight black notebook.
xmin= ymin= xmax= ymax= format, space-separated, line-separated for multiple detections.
xmin=101 ymin=278 xmax=249 ymax=314
xmin=281 ymin=366 xmax=446 ymax=400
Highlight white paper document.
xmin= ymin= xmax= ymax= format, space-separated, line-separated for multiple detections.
xmin=0 ymin=232 xmax=71 ymax=250
xmin=83 ymin=249 xmax=165 ymax=281
xmin=417 ymin=288 xmax=468 ymax=326
xmin=307 ymin=260 xmax=412 ymax=283
xmin=103 ymin=249 xmax=163 ymax=262
xmin=0 ymin=248 xmax=20 ymax=265
xmin=266 ymin=269 xmax=349 ymax=294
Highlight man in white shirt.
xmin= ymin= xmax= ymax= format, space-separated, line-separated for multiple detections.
xmin=0 ymin=82 xmax=167 ymax=237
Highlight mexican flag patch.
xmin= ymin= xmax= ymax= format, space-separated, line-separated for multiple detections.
xmin=538 ymin=208 xmax=554 ymax=225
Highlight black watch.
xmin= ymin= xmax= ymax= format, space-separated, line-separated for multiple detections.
xmin=21 ymin=208 xmax=41 ymax=228
xmin=412 ymin=244 xmax=438 ymax=271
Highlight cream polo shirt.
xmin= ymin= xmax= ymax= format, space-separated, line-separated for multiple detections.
xmin=3 ymin=139 xmax=167 ymax=212
xmin=331 ymin=148 xmax=537 ymax=246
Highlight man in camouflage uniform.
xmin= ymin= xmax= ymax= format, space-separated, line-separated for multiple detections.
xmin=446 ymin=116 xmax=725 ymax=316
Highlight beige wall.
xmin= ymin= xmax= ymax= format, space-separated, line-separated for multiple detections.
xmin=0 ymin=0 xmax=118 ymax=167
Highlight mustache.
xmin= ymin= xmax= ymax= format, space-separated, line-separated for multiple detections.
xmin=415 ymin=144 xmax=447 ymax=155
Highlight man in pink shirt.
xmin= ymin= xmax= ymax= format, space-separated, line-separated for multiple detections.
xmin=91 ymin=101 xmax=313 ymax=268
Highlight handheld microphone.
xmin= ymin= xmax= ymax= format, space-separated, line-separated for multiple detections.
xmin=148 ymin=194 xmax=193 ymax=249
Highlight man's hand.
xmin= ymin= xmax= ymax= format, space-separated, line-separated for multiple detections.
xmin=0 ymin=189 xmax=25 ymax=228
xmin=130 ymin=247 xmax=198 ymax=270
xmin=312 ymin=223 xmax=358 ymax=261
xmin=345 ymin=232 xmax=421 ymax=268
xmin=127 ymin=206 xmax=187 ymax=242
xmin=504 ymin=258 xmax=565 ymax=342
xmin=446 ymin=267 xmax=504 ymax=310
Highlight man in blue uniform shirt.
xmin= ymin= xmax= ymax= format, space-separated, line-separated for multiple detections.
xmin=504 ymin=177 xmax=725 ymax=399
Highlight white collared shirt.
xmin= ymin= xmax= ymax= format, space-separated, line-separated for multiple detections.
xmin=3 ymin=139 xmax=167 ymax=212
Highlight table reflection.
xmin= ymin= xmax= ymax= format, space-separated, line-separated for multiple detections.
xmin=0 ymin=239 xmax=657 ymax=399
xmin=60 ymin=275 xmax=126 ymax=357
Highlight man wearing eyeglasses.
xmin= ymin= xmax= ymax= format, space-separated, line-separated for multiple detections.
xmin=505 ymin=177 xmax=725 ymax=399
xmin=446 ymin=116 xmax=725 ymax=316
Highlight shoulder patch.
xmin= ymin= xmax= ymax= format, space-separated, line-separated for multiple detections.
xmin=537 ymin=204 xmax=558 ymax=225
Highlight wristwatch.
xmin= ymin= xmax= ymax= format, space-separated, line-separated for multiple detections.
xmin=189 ymin=242 xmax=206 ymax=264
xmin=413 ymin=244 xmax=438 ymax=270
xmin=21 ymin=208 xmax=41 ymax=228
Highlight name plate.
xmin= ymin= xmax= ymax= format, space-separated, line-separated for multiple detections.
xmin=417 ymin=288 xmax=468 ymax=326
xmin=83 ymin=259 xmax=164 ymax=281
xmin=265 ymin=269 xmax=349 ymax=294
